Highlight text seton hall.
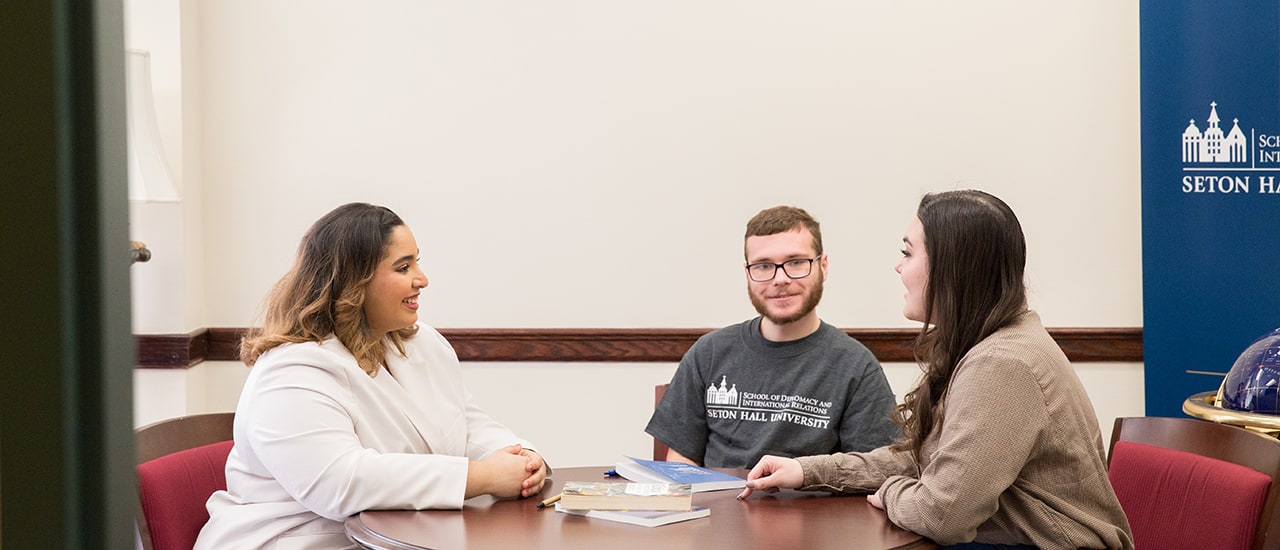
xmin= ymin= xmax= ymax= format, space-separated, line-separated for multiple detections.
xmin=1181 ymin=175 xmax=1280 ymax=193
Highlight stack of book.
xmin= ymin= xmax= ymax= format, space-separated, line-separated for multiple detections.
xmin=614 ymin=456 xmax=747 ymax=492
xmin=554 ymin=481 xmax=709 ymax=527
xmin=559 ymin=481 xmax=693 ymax=511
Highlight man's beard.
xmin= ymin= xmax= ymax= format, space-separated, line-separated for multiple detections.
xmin=748 ymin=272 xmax=824 ymax=325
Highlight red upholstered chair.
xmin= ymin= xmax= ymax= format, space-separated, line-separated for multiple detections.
xmin=136 ymin=412 xmax=235 ymax=550
xmin=1108 ymin=416 xmax=1280 ymax=550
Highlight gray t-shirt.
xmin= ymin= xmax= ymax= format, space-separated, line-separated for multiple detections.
xmin=645 ymin=318 xmax=901 ymax=469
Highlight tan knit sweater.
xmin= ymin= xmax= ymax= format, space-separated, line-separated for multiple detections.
xmin=796 ymin=311 xmax=1134 ymax=549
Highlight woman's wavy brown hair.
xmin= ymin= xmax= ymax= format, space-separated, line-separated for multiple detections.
xmin=240 ymin=203 xmax=419 ymax=376
xmin=891 ymin=190 xmax=1027 ymax=464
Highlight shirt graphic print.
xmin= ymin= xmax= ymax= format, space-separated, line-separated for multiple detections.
xmin=706 ymin=375 xmax=834 ymax=429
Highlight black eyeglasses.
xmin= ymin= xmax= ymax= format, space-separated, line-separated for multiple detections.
xmin=745 ymin=257 xmax=820 ymax=282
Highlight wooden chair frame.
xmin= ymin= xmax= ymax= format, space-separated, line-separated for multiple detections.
xmin=653 ymin=383 xmax=670 ymax=461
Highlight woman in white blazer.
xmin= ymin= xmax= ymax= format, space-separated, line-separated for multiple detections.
xmin=195 ymin=203 xmax=549 ymax=549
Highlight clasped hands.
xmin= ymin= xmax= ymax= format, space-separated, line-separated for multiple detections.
xmin=476 ymin=444 xmax=547 ymax=499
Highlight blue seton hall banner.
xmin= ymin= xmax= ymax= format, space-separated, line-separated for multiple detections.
xmin=1141 ymin=2 xmax=1280 ymax=417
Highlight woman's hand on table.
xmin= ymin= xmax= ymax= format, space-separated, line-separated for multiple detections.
xmin=866 ymin=493 xmax=884 ymax=509
xmin=737 ymin=455 xmax=803 ymax=500
xmin=467 ymin=445 xmax=533 ymax=499
xmin=519 ymin=448 xmax=548 ymax=498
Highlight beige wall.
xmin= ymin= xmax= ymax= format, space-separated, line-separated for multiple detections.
xmin=128 ymin=1 xmax=1145 ymax=466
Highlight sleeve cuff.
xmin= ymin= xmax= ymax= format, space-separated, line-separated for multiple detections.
xmin=795 ymin=454 xmax=876 ymax=493
xmin=877 ymin=475 xmax=921 ymax=532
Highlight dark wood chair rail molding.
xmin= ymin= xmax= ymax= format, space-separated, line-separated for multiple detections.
xmin=135 ymin=327 xmax=1143 ymax=369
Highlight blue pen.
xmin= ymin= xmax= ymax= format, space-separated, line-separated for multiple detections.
xmin=603 ymin=469 xmax=618 ymax=477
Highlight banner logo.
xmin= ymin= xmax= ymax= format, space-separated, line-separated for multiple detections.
xmin=1181 ymin=102 xmax=1247 ymax=163
xmin=1179 ymin=101 xmax=1280 ymax=194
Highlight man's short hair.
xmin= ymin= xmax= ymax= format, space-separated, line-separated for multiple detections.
xmin=744 ymin=206 xmax=823 ymax=257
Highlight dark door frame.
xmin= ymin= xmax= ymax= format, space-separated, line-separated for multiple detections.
xmin=0 ymin=1 xmax=136 ymax=547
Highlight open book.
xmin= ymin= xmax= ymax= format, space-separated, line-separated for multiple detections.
xmin=615 ymin=456 xmax=746 ymax=492
xmin=555 ymin=503 xmax=710 ymax=527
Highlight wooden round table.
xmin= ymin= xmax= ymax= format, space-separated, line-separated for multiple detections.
xmin=345 ymin=466 xmax=936 ymax=549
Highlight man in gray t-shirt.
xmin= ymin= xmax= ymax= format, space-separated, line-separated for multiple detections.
xmin=645 ymin=206 xmax=900 ymax=469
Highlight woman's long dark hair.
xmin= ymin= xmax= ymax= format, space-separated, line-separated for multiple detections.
xmin=892 ymin=190 xmax=1028 ymax=463
xmin=240 ymin=203 xmax=419 ymax=376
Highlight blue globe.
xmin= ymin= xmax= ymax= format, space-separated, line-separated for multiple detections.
xmin=1220 ymin=328 xmax=1280 ymax=415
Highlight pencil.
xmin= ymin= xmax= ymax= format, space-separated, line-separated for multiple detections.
xmin=536 ymin=493 xmax=562 ymax=509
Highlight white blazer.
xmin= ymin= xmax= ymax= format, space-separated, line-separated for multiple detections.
xmin=194 ymin=324 xmax=538 ymax=550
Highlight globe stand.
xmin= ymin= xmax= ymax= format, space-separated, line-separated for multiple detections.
xmin=1183 ymin=390 xmax=1280 ymax=437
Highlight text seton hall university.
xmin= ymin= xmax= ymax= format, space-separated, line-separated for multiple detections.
xmin=1182 ymin=175 xmax=1280 ymax=193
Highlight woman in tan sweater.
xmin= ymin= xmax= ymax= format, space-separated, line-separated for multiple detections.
xmin=738 ymin=190 xmax=1134 ymax=550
